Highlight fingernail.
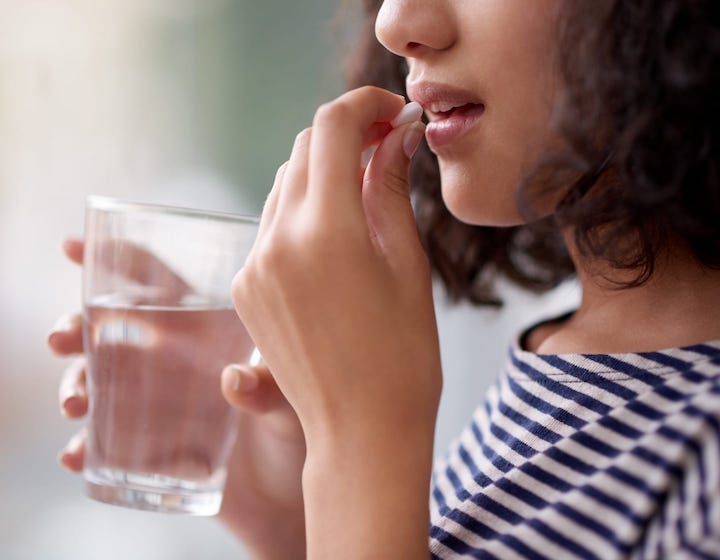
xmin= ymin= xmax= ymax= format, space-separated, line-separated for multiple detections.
xmin=226 ymin=364 xmax=259 ymax=394
xmin=403 ymin=121 xmax=426 ymax=159
xmin=47 ymin=314 xmax=80 ymax=345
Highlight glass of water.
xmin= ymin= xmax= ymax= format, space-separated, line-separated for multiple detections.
xmin=82 ymin=196 xmax=258 ymax=515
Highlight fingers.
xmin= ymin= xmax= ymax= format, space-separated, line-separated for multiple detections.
xmin=359 ymin=108 xmax=421 ymax=183
xmin=278 ymin=128 xmax=312 ymax=212
xmin=264 ymin=88 xmax=414 ymax=221
xmin=362 ymin=121 xmax=394 ymax=150
xmin=58 ymin=429 xmax=86 ymax=473
xmin=252 ymin=129 xmax=314 ymax=260
xmin=63 ymin=232 xmax=190 ymax=303
xmin=221 ymin=363 xmax=294 ymax=416
xmin=309 ymin=86 xmax=406 ymax=208
xmin=101 ymin=242 xmax=191 ymax=300
xmin=47 ymin=312 xmax=83 ymax=355
xmin=55 ymin=243 xmax=88 ymax=475
xmin=62 ymin=238 xmax=84 ymax=265
xmin=59 ymin=357 xmax=88 ymax=419
xmin=362 ymin=119 xmax=426 ymax=256
xmin=76 ymin=239 xmax=190 ymax=301
xmin=257 ymin=161 xmax=289 ymax=239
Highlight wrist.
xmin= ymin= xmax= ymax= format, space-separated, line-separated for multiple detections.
xmin=220 ymin=497 xmax=306 ymax=560
xmin=301 ymin=418 xmax=436 ymax=559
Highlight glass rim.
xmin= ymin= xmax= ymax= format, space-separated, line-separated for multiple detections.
xmin=86 ymin=195 xmax=260 ymax=225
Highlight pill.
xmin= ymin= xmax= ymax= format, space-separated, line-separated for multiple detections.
xmin=390 ymin=101 xmax=424 ymax=128
xmin=360 ymin=102 xmax=424 ymax=168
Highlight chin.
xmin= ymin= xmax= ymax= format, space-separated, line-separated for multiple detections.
xmin=438 ymin=165 xmax=525 ymax=227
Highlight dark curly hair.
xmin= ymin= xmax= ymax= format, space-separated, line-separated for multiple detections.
xmin=345 ymin=0 xmax=720 ymax=305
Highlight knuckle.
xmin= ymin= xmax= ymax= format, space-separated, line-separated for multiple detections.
xmin=303 ymin=227 xmax=333 ymax=256
xmin=288 ymin=129 xmax=313 ymax=165
xmin=383 ymin=168 xmax=411 ymax=198
xmin=352 ymin=85 xmax=396 ymax=103
xmin=254 ymin=245 xmax=280 ymax=273
xmin=313 ymin=100 xmax=350 ymax=128
xmin=232 ymin=251 xmax=266 ymax=303
xmin=358 ymin=84 xmax=380 ymax=95
xmin=231 ymin=268 xmax=250 ymax=307
xmin=365 ymin=168 xmax=411 ymax=201
xmin=273 ymin=161 xmax=289 ymax=183
xmin=292 ymin=127 xmax=312 ymax=151
xmin=244 ymin=234 xmax=294 ymax=279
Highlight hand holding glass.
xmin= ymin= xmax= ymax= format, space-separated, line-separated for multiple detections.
xmin=82 ymin=197 xmax=258 ymax=515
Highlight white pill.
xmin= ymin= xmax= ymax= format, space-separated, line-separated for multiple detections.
xmin=390 ymin=101 xmax=423 ymax=128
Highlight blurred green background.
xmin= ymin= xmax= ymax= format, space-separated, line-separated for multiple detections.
xmin=0 ymin=2 xmax=347 ymax=558
xmin=144 ymin=0 xmax=350 ymax=208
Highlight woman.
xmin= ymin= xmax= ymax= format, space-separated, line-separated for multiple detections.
xmin=50 ymin=0 xmax=720 ymax=557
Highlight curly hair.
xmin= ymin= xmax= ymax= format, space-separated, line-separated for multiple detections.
xmin=346 ymin=0 xmax=720 ymax=305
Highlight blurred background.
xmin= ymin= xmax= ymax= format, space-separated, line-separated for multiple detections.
xmin=0 ymin=1 xmax=576 ymax=558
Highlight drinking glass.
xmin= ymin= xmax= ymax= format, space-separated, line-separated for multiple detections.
xmin=82 ymin=196 xmax=258 ymax=515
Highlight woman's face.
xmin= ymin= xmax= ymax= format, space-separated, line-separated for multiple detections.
xmin=376 ymin=0 xmax=563 ymax=226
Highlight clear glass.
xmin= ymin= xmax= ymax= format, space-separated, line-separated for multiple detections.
xmin=82 ymin=196 xmax=258 ymax=515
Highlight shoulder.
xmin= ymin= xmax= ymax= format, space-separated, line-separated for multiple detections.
xmin=638 ymin=352 xmax=720 ymax=557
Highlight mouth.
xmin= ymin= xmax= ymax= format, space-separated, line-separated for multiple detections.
xmin=425 ymin=101 xmax=485 ymax=122
xmin=407 ymin=81 xmax=485 ymax=120
xmin=406 ymin=81 xmax=485 ymax=149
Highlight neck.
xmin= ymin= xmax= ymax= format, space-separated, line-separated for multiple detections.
xmin=529 ymin=232 xmax=720 ymax=354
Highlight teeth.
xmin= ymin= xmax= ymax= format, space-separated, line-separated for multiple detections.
xmin=429 ymin=101 xmax=460 ymax=113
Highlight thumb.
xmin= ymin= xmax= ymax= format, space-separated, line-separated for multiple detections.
xmin=221 ymin=362 xmax=293 ymax=415
xmin=362 ymin=120 xmax=426 ymax=254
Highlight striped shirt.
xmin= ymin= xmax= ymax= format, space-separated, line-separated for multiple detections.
xmin=430 ymin=331 xmax=720 ymax=559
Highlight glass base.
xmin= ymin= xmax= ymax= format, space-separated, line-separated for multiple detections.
xmin=84 ymin=468 xmax=223 ymax=516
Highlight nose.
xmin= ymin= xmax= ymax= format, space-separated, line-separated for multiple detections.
xmin=375 ymin=0 xmax=456 ymax=58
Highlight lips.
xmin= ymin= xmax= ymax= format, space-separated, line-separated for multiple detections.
xmin=428 ymin=102 xmax=485 ymax=121
xmin=407 ymin=82 xmax=485 ymax=149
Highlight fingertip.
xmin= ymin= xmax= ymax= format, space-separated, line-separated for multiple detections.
xmin=62 ymin=238 xmax=84 ymax=264
xmin=380 ymin=88 xmax=407 ymax=108
xmin=58 ymin=451 xmax=83 ymax=473
xmin=47 ymin=313 xmax=83 ymax=355
xmin=221 ymin=364 xmax=259 ymax=405
xmin=402 ymin=121 xmax=426 ymax=160
xmin=61 ymin=395 xmax=88 ymax=419
xmin=57 ymin=449 xmax=78 ymax=473
xmin=47 ymin=331 xmax=63 ymax=354
xmin=47 ymin=330 xmax=74 ymax=356
xmin=58 ymin=433 xmax=85 ymax=473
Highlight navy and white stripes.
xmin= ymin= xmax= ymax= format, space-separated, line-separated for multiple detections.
xmin=430 ymin=337 xmax=720 ymax=559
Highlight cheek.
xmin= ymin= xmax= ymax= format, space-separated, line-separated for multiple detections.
xmin=435 ymin=98 xmax=564 ymax=227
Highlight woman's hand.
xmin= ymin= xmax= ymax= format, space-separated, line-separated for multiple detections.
xmin=231 ymin=86 xmax=442 ymax=559
xmin=49 ymin=239 xmax=306 ymax=560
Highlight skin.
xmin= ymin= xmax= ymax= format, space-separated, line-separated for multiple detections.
xmin=231 ymin=88 xmax=440 ymax=559
xmin=376 ymin=0 xmax=564 ymax=225
xmin=51 ymin=0 xmax=720 ymax=558
xmin=375 ymin=0 xmax=720 ymax=354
